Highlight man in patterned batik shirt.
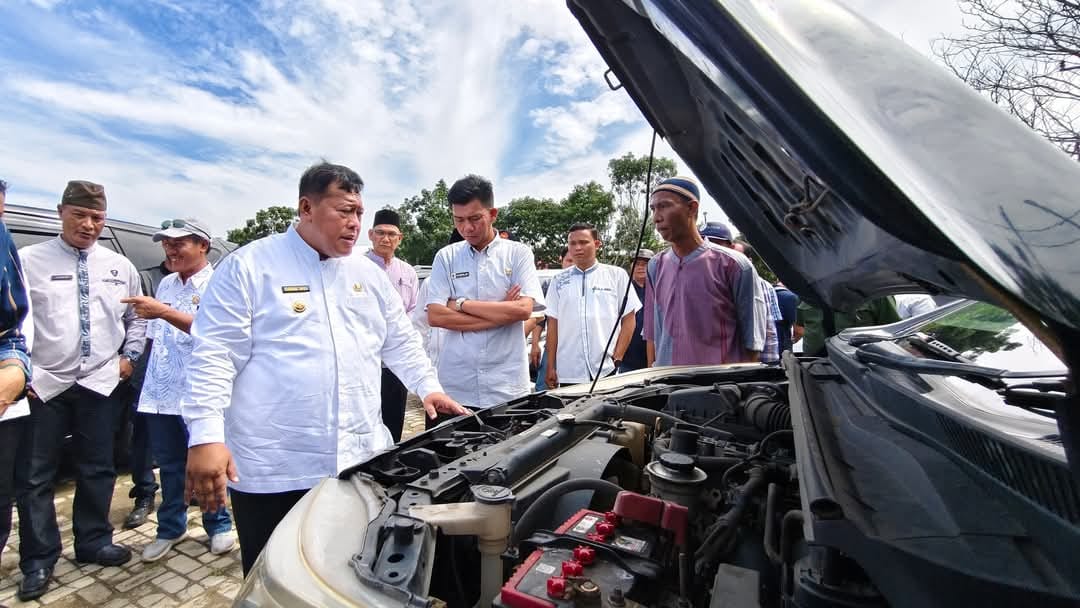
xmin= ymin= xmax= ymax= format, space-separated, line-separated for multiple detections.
xmin=122 ymin=218 xmax=235 ymax=563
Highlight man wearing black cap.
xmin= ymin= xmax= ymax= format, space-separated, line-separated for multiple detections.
xmin=15 ymin=181 xmax=147 ymax=600
xmin=365 ymin=208 xmax=418 ymax=442
xmin=644 ymin=177 xmax=763 ymax=366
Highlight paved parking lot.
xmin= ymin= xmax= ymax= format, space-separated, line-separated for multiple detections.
xmin=0 ymin=399 xmax=427 ymax=608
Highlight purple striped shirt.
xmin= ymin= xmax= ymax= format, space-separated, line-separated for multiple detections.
xmin=643 ymin=242 xmax=763 ymax=366
xmin=365 ymin=251 xmax=419 ymax=313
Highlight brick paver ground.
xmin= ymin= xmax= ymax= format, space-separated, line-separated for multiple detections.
xmin=0 ymin=397 xmax=427 ymax=608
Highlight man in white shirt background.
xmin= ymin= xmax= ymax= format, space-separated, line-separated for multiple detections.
xmin=15 ymin=181 xmax=147 ymax=601
xmin=365 ymin=208 xmax=419 ymax=442
xmin=545 ymin=223 xmax=640 ymax=388
xmin=119 ymin=217 xmax=236 ymax=564
xmin=181 ymin=162 xmax=465 ymax=575
xmin=425 ymin=175 xmax=545 ymax=414
xmin=894 ymin=293 xmax=938 ymax=319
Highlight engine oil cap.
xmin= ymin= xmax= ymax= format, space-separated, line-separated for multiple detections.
xmin=659 ymin=452 xmax=696 ymax=473
xmin=473 ymin=485 xmax=515 ymax=505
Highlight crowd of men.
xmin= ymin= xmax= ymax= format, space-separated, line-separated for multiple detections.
xmin=0 ymin=165 xmax=937 ymax=600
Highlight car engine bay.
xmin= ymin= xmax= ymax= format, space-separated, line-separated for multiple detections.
xmin=344 ymin=366 xmax=846 ymax=608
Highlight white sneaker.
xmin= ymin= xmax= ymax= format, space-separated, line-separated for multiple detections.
xmin=141 ymin=532 xmax=186 ymax=562
xmin=209 ymin=532 xmax=236 ymax=555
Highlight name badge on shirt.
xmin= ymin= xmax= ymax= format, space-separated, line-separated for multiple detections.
xmin=50 ymin=274 xmax=73 ymax=281
xmin=281 ymin=285 xmax=310 ymax=294
xmin=102 ymin=278 xmax=125 ymax=285
xmin=454 ymin=272 xmax=470 ymax=279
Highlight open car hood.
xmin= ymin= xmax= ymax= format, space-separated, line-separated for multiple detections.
xmin=567 ymin=0 xmax=1080 ymax=343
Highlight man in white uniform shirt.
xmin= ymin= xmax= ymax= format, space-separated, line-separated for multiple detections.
xmin=545 ymin=223 xmax=640 ymax=387
xmin=15 ymin=181 xmax=147 ymax=600
xmin=181 ymin=163 xmax=465 ymax=575
xmin=425 ymin=175 xmax=545 ymax=410
xmin=120 ymin=218 xmax=235 ymax=563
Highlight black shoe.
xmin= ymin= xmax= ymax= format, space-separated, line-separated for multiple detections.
xmin=75 ymin=544 xmax=132 ymax=567
xmin=17 ymin=567 xmax=52 ymax=601
xmin=123 ymin=495 xmax=155 ymax=529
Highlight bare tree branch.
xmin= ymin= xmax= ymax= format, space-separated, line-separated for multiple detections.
xmin=936 ymin=0 xmax=1080 ymax=159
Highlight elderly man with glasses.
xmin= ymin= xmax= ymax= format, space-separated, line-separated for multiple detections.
xmin=365 ymin=209 xmax=418 ymax=442
xmin=120 ymin=218 xmax=236 ymax=563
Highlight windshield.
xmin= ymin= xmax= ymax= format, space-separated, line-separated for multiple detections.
xmin=900 ymin=301 xmax=1066 ymax=432
xmin=912 ymin=301 xmax=1065 ymax=374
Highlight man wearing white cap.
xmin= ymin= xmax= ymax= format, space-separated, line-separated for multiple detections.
xmin=121 ymin=218 xmax=236 ymax=563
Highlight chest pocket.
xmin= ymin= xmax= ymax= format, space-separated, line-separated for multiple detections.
xmin=262 ymin=291 xmax=316 ymax=338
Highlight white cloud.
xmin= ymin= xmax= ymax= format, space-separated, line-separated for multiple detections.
xmin=529 ymin=92 xmax=641 ymax=164
xmin=0 ymin=0 xmax=966 ymax=255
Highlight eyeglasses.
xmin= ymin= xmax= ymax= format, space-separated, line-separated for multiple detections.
xmin=161 ymin=219 xmax=210 ymax=240
xmin=372 ymin=229 xmax=402 ymax=239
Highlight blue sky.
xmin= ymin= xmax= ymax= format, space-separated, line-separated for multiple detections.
xmin=0 ymin=0 xmax=963 ymax=240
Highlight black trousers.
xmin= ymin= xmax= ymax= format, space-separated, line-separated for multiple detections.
xmin=0 ymin=416 xmax=26 ymax=552
xmin=381 ymin=368 xmax=408 ymax=443
xmin=230 ymin=488 xmax=308 ymax=576
xmin=15 ymin=385 xmax=120 ymax=572
xmin=127 ymin=412 xmax=158 ymax=500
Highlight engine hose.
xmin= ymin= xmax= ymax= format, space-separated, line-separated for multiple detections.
xmin=695 ymin=466 xmax=768 ymax=563
xmin=651 ymin=437 xmax=743 ymax=472
xmin=780 ymin=510 xmax=806 ymax=598
xmin=720 ymin=429 xmax=795 ymax=487
xmin=763 ymin=483 xmax=782 ymax=564
xmin=511 ymin=478 xmax=623 ymax=545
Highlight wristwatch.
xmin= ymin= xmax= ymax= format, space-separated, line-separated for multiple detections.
xmin=455 ymin=297 xmax=467 ymax=312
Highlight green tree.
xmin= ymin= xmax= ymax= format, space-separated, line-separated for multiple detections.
xmin=606 ymin=152 xmax=676 ymax=265
xmin=396 ymin=180 xmax=453 ymax=265
xmin=226 ymin=205 xmax=297 ymax=246
xmin=500 ymin=181 xmax=615 ymax=266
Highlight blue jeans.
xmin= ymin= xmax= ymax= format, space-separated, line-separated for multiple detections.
xmin=145 ymin=413 xmax=231 ymax=540
xmin=129 ymin=411 xmax=159 ymax=499
xmin=534 ymin=351 xmax=550 ymax=392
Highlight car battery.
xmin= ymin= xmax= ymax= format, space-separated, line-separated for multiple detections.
xmin=555 ymin=509 xmax=659 ymax=558
xmin=497 ymin=546 xmax=641 ymax=608
xmin=497 ymin=492 xmax=689 ymax=608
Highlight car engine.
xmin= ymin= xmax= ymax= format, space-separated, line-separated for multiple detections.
xmin=344 ymin=367 xmax=873 ymax=608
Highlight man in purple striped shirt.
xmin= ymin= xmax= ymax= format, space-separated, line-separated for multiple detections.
xmin=365 ymin=209 xmax=419 ymax=442
xmin=643 ymin=177 xmax=764 ymax=367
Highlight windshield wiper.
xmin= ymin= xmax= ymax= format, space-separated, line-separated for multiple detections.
xmin=853 ymin=341 xmax=1066 ymax=386
xmin=855 ymin=342 xmax=1070 ymax=419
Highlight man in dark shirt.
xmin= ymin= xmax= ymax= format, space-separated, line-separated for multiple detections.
xmin=773 ymin=282 xmax=799 ymax=355
xmin=619 ymin=248 xmax=653 ymax=372
xmin=0 ymin=185 xmax=33 ymax=595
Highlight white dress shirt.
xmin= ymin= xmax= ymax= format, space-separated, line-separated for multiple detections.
xmin=894 ymin=293 xmax=938 ymax=319
xmin=411 ymin=279 xmax=447 ymax=370
xmin=137 ymin=264 xmax=213 ymax=416
xmin=545 ymin=262 xmax=640 ymax=384
xmin=425 ymin=236 xmax=544 ymax=408
xmin=181 ymin=227 xmax=443 ymax=494
xmin=20 ymin=237 xmax=146 ymax=402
